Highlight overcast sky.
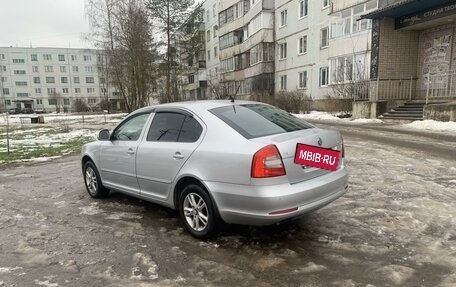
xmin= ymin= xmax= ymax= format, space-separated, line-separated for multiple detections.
xmin=0 ymin=0 xmax=92 ymax=48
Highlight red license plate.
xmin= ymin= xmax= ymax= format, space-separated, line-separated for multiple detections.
xmin=294 ymin=143 xmax=340 ymax=171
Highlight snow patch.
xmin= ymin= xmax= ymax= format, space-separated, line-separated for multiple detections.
xmin=79 ymin=203 xmax=103 ymax=215
xmin=34 ymin=280 xmax=58 ymax=287
xmin=292 ymin=262 xmax=327 ymax=273
xmin=402 ymin=119 xmax=456 ymax=132
xmin=0 ymin=266 xmax=23 ymax=273
xmin=130 ymin=253 xmax=158 ymax=280
xmin=295 ymin=111 xmax=342 ymax=121
xmin=105 ymin=212 xmax=142 ymax=220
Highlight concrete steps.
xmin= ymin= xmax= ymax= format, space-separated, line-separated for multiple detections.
xmin=381 ymin=102 xmax=425 ymax=121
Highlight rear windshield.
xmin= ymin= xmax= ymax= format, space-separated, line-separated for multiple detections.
xmin=209 ymin=104 xmax=314 ymax=139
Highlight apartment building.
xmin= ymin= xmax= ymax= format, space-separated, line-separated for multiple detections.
xmin=0 ymin=47 xmax=119 ymax=112
xmin=218 ymin=0 xmax=275 ymax=98
xmin=204 ymin=0 xmax=222 ymax=98
xmin=275 ymin=0 xmax=331 ymax=99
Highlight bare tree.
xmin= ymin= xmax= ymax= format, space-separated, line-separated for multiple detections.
xmin=86 ymin=0 xmax=158 ymax=112
xmin=147 ymin=0 xmax=194 ymax=103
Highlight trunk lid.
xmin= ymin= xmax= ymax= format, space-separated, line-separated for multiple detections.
xmin=251 ymin=128 xmax=343 ymax=184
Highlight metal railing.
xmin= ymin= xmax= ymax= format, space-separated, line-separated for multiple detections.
xmin=426 ymin=70 xmax=456 ymax=104
xmin=373 ymin=76 xmax=415 ymax=101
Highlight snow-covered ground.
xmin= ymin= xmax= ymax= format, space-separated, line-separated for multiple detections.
xmin=295 ymin=111 xmax=456 ymax=132
xmin=0 ymin=113 xmax=126 ymax=125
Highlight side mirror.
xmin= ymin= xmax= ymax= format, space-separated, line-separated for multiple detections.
xmin=98 ymin=129 xmax=111 ymax=141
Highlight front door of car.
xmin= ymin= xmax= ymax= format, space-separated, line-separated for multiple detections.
xmin=136 ymin=110 xmax=204 ymax=201
xmin=99 ymin=112 xmax=151 ymax=195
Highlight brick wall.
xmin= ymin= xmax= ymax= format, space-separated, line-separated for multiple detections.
xmin=377 ymin=19 xmax=420 ymax=79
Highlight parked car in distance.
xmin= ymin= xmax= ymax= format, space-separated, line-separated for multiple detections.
xmin=81 ymin=101 xmax=348 ymax=238
xmin=21 ymin=107 xmax=34 ymax=114
xmin=34 ymin=107 xmax=47 ymax=114
xmin=7 ymin=108 xmax=21 ymax=114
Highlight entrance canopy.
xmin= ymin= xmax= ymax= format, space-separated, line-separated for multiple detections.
xmin=362 ymin=0 xmax=456 ymax=29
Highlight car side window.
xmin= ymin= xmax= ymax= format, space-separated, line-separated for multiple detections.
xmin=147 ymin=112 xmax=203 ymax=143
xmin=147 ymin=112 xmax=186 ymax=142
xmin=178 ymin=116 xmax=203 ymax=143
xmin=112 ymin=113 xmax=151 ymax=141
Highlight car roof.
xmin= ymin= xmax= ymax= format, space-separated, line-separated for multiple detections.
xmin=132 ymin=100 xmax=269 ymax=114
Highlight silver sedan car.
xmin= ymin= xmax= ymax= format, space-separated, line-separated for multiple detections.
xmin=81 ymin=101 xmax=348 ymax=238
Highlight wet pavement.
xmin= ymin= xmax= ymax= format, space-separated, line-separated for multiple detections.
xmin=0 ymin=124 xmax=456 ymax=287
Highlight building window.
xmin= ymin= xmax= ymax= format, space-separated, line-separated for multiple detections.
xmin=47 ymin=88 xmax=56 ymax=95
xmin=207 ymin=30 xmax=210 ymax=42
xmin=86 ymin=77 xmax=94 ymax=84
xmin=323 ymin=0 xmax=330 ymax=9
xmin=12 ymin=59 xmax=25 ymax=64
xmin=299 ymin=71 xmax=307 ymax=89
xmin=71 ymin=55 xmax=77 ymax=61
xmin=214 ymin=46 xmax=218 ymax=57
xmin=2 ymin=88 xmax=10 ymax=95
xmin=74 ymin=77 xmax=80 ymax=84
xmin=58 ymin=54 xmax=65 ymax=61
xmin=43 ymin=54 xmax=52 ymax=61
xmin=299 ymin=0 xmax=309 ymax=18
xmin=1 ymin=77 xmax=7 ymax=82
xmin=213 ymin=4 xmax=216 ymax=17
xmin=207 ymin=50 xmax=211 ymax=61
xmin=280 ymin=10 xmax=288 ymax=27
xmin=33 ymin=66 xmax=39 ymax=73
xmin=31 ymin=54 xmax=38 ymax=61
xmin=45 ymin=66 xmax=54 ymax=72
xmin=206 ymin=10 xmax=210 ymax=22
xmin=279 ymin=43 xmax=287 ymax=60
xmin=60 ymin=66 xmax=66 ymax=73
xmin=75 ymin=88 xmax=81 ymax=94
xmin=48 ymin=99 xmax=57 ymax=105
xmin=73 ymin=66 xmax=79 ymax=72
xmin=84 ymin=55 xmax=92 ymax=62
xmin=85 ymin=66 xmax=93 ymax=73
xmin=33 ymin=77 xmax=40 ymax=84
xmin=35 ymin=88 xmax=41 ymax=94
xmin=17 ymin=93 xmax=29 ymax=97
xmin=14 ymin=70 xmax=26 ymax=75
xmin=320 ymin=27 xmax=329 ymax=48
xmin=0 ymin=54 xmax=4 ymax=60
xmin=61 ymin=77 xmax=68 ymax=83
xmin=15 ymin=81 xmax=27 ymax=86
xmin=63 ymin=88 xmax=69 ymax=94
xmin=213 ymin=25 xmax=218 ymax=38
xmin=298 ymin=36 xmax=307 ymax=54
xmin=0 ymin=65 xmax=5 ymax=72
xmin=280 ymin=75 xmax=287 ymax=90
xmin=36 ymin=99 xmax=43 ymax=105
xmin=46 ymin=77 xmax=55 ymax=84
xmin=320 ymin=67 xmax=329 ymax=86
xmin=88 ymin=98 xmax=97 ymax=104
xmin=5 ymin=99 xmax=11 ymax=105
xmin=87 ymin=87 xmax=95 ymax=94
xmin=64 ymin=99 xmax=70 ymax=105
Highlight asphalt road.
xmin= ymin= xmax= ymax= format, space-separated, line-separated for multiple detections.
xmin=1 ymin=123 xmax=455 ymax=287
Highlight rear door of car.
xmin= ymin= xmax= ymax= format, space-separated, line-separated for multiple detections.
xmin=136 ymin=108 xmax=205 ymax=201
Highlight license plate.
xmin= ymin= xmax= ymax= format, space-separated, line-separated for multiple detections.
xmin=294 ymin=143 xmax=340 ymax=171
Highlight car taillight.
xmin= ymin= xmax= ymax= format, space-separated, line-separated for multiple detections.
xmin=251 ymin=145 xmax=286 ymax=178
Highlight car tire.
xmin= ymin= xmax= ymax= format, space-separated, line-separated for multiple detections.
xmin=179 ymin=184 xmax=218 ymax=239
xmin=83 ymin=161 xmax=109 ymax=198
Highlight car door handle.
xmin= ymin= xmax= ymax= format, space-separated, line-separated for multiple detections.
xmin=173 ymin=152 xmax=185 ymax=160
xmin=127 ymin=148 xmax=135 ymax=155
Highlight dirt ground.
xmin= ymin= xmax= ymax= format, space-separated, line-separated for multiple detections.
xmin=0 ymin=122 xmax=455 ymax=287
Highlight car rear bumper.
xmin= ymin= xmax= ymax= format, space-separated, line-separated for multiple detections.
xmin=204 ymin=167 xmax=348 ymax=226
